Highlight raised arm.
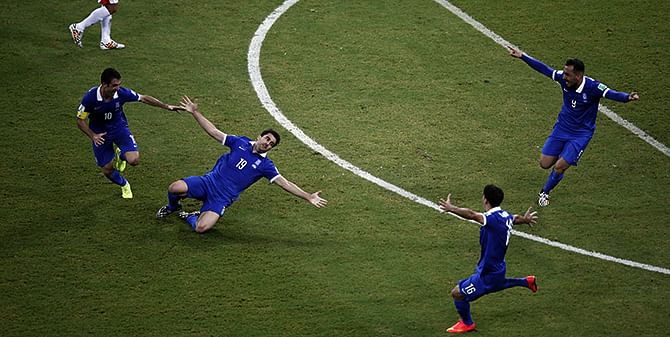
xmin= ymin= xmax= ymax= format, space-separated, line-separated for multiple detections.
xmin=273 ymin=176 xmax=328 ymax=208
xmin=604 ymin=88 xmax=640 ymax=103
xmin=179 ymin=95 xmax=226 ymax=143
xmin=140 ymin=94 xmax=183 ymax=111
xmin=508 ymin=46 xmax=557 ymax=79
xmin=438 ymin=194 xmax=484 ymax=224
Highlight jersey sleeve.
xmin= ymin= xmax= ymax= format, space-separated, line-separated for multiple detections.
xmin=261 ymin=161 xmax=281 ymax=183
xmin=598 ymin=82 xmax=630 ymax=102
xmin=118 ymin=87 xmax=141 ymax=103
xmin=76 ymin=95 xmax=93 ymax=120
xmin=224 ymin=135 xmax=240 ymax=148
xmin=481 ymin=212 xmax=490 ymax=227
xmin=521 ymin=54 xmax=558 ymax=81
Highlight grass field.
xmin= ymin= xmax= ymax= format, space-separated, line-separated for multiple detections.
xmin=1 ymin=1 xmax=669 ymax=336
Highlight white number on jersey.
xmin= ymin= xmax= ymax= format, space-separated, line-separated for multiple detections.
xmin=236 ymin=158 xmax=248 ymax=170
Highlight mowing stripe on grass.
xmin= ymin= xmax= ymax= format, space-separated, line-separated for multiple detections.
xmin=247 ymin=0 xmax=670 ymax=275
xmin=433 ymin=0 xmax=670 ymax=158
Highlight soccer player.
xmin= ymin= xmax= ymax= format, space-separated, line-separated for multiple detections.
xmin=508 ymin=46 xmax=640 ymax=207
xmin=155 ymin=96 xmax=328 ymax=233
xmin=76 ymin=68 xmax=182 ymax=198
xmin=69 ymin=0 xmax=125 ymax=50
xmin=438 ymin=185 xmax=538 ymax=333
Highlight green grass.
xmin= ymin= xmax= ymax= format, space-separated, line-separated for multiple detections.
xmin=1 ymin=1 xmax=669 ymax=336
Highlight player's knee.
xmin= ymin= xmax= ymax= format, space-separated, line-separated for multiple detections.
xmin=168 ymin=181 xmax=186 ymax=194
xmin=451 ymin=286 xmax=464 ymax=300
xmin=194 ymin=222 xmax=213 ymax=234
xmin=127 ymin=157 xmax=139 ymax=166
xmin=101 ymin=166 xmax=114 ymax=176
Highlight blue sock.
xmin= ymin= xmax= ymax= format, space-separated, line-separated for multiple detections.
xmin=107 ymin=169 xmax=127 ymax=186
xmin=502 ymin=277 xmax=528 ymax=289
xmin=119 ymin=152 xmax=127 ymax=161
xmin=542 ymin=169 xmax=564 ymax=193
xmin=186 ymin=214 xmax=198 ymax=231
xmin=454 ymin=300 xmax=473 ymax=325
xmin=167 ymin=192 xmax=182 ymax=210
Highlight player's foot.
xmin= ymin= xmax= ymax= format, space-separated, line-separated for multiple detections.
xmin=177 ymin=211 xmax=201 ymax=221
xmin=156 ymin=204 xmax=182 ymax=219
xmin=538 ymin=191 xmax=550 ymax=207
xmin=113 ymin=145 xmax=127 ymax=173
xmin=526 ymin=275 xmax=538 ymax=293
xmin=447 ymin=320 xmax=476 ymax=333
xmin=100 ymin=40 xmax=125 ymax=50
xmin=68 ymin=24 xmax=84 ymax=48
xmin=121 ymin=181 xmax=133 ymax=199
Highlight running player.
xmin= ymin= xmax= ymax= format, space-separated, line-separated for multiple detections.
xmin=69 ymin=0 xmax=125 ymax=50
xmin=76 ymin=68 xmax=182 ymax=198
xmin=508 ymin=46 xmax=640 ymax=207
xmin=438 ymin=185 xmax=538 ymax=333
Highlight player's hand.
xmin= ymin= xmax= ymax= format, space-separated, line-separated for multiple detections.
xmin=507 ymin=45 xmax=523 ymax=58
xmin=629 ymin=91 xmax=640 ymax=101
xmin=179 ymin=95 xmax=198 ymax=114
xmin=167 ymin=104 xmax=185 ymax=112
xmin=522 ymin=207 xmax=538 ymax=227
xmin=92 ymin=132 xmax=107 ymax=147
xmin=438 ymin=194 xmax=454 ymax=212
xmin=308 ymin=191 xmax=328 ymax=208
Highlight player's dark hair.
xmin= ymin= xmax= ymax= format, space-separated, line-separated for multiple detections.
xmin=483 ymin=184 xmax=504 ymax=207
xmin=565 ymin=58 xmax=585 ymax=73
xmin=261 ymin=129 xmax=281 ymax=147
xmin=101 ymin=68 xmax=121 ymax=84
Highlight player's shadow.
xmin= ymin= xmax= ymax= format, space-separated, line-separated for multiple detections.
xmin=172 ymin=219 xmax=330 ymax=249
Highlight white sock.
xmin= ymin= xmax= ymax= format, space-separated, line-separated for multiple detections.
xmin=76 ymin=6 xmax=110 ymax=31
xmin=101 ymin=15 xmax=112 ymax=43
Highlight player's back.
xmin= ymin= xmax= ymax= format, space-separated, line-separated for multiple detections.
xmin=476 ymin=207 xmax=513 ymax=275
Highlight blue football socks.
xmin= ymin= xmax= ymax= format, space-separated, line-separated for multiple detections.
xmin=167 ymin=192 xmax=182 ymax=210
xmin=186 ymin=214 xmax=198 ymax=230
xmin=108 ymin=169 xmax=127 ymax=186
xmin=503 ymin=277 xmax=528 ymax=289
xmin=542 ymin=169 xmax=564 ymax=193
xmin=454 ymin=300 xmax=473 ymax=325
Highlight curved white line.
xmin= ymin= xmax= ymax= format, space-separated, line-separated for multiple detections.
xmin=247 ymin=0 xmax=670 ymax=275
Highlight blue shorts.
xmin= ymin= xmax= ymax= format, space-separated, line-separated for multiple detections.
xmin=183 ymin=175 xmax=230 ymax=216
xmin=458 ymin=272 xmax=507 ymax=302
xmin=541 ymin=132 xmax=592 ymax=166
xmin=92 ymin=128 xmax=138 ymax=167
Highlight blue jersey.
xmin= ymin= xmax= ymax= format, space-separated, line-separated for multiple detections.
xmin=521 ymin=54 xmax=630 ymax=136
xmin=475 ymin=207 xmax=514 ymax=275
xmin=203 ymin=135 xmax=281 ymax=203
xmin=76 ymin=86 xmax=141 ymax=135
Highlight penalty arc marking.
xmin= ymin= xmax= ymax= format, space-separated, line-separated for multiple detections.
xmin=247 ymin=0 xmax=670 ymax=275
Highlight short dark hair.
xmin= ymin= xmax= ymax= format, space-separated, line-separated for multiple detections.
xmin=565 ymin=58 xmax=585 ymax=73
xmin=101 ymin=68 xmax=121 ymax=85
xmin=260 ymin=128 xmax=281 ymax=147
xmin=483 ymin=184 xmax=504 ymax=207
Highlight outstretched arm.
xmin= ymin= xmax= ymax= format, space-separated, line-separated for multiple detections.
xmin=140 ymin=95 xmax=184 ymax=111
xmin=438 ymin=194 xmax=484 ymax=224
xmin=273 ymin=176 xmax=328 ymax=208
xmin=179 ymin=95 xmax=226 ymax=143
xmin=604 ymin=89 xmax=640 ymax=103
xmin=508 ymin=46 xmax=557 ymax=79
xmin=513 ymin=207 xmax=538 ymax=227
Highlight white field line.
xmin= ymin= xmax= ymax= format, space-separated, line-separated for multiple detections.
xmin=433 ymin=0 xmax=670 ymax=158
xmin=247 ymin=0 xmax=670 ymax=275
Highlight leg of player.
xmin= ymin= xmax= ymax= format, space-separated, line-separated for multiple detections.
xmin=124 ymin=151 xmax=139 ymax=167
xmin=190 ymin=211 xmax=220 ymax=234
xmin=101 ymin=160 xmax=132 ymax=199
xmin=539 ymin=157 xmax=570 ymax=207
xmin=69 ymin=6 xmax=111 ymax=48
xmin=447 ymin=286 xmax=476 ymax=333
xmin=156 ymin=180 xmax=188 ymax=219
xmin=538 ymin=154 xmax=560 ymax=207
xmin=99 ymin=3 xmax=125 ymax=50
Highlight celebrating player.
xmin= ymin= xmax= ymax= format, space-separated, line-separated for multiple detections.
xmin=438 ymin=185 xmax=538 ymax=333
xmin=69 ymin=0 xmax=125 ymax=50
xmin=76 ymin=68 xmax=183 ymax=198
xmin=155 ymin=96 xmax=328 ymax=233
xmin=508 ymin=46 xmax=640 ymax=207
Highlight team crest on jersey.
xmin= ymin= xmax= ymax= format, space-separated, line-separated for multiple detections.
xmin=252 ymin=159 xmax=261 ymax=169
xmin=583 ymin=93 xmax=587 ymax=100
xmin=115 ymin=102 xmax=120 ymax=109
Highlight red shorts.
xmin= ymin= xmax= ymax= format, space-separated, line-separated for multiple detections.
xmin=98 ymin=0 xmax=119 ymax=5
